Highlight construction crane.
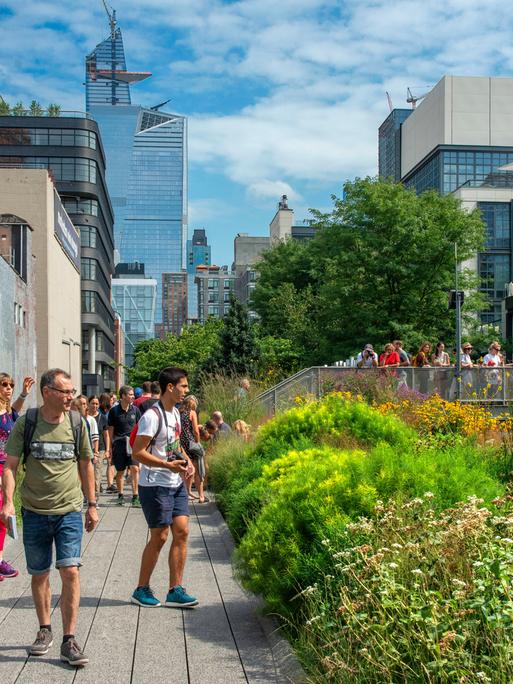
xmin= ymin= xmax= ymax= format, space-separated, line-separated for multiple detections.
xmin=102 ymin=0 xmax=117 ymax=39
xmin=406 ymin=86 xmax=432 ymax=109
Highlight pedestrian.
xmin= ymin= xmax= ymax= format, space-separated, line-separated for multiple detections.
xmin=98 ymin=393 xmax=115 ymax=492
xmin=0 ymin=374 xmax=35 ymax=579
xmin=431 ymin=342 xmax=451 ymax=398
xmin=107 ymin=385 xmax=141 ymax=507
xmin=73 ymin=396 xmax=99 ymax=454
xmin=379 ymin=343 xmax=400 ymax=370
xmin=356 ymin=344 xmax=378 ymax=368
xmin=134 ymin=381 xmax=152 ymax=409
xmin=238 ymin=378 xmax=251 ymax=399
xmin=483 ymin=341 xmax=504 ymax=398
xmin=460 ymin=342 xmax=474 ymax=397
xmin=0 ymin=368 xmax=97 ymax=666
xmin=139 ymin=381 xmax=161 ymax=414
xmin=413 ymin=342 xmax=432 ymax=394
xmin=88 ymin=396 xmax=108 ymax=499
xmin=233 ymin=419 xmax=251 ymax=441
xmin=393 ymin=339 xmax=410 ymax=388
xmin=211 ymin=411 xmax=231 ymax=435
xmin=131 ymin=367 xmax=198 ymax=609
xmin=180 ymin=396 xmax=207 ymax=504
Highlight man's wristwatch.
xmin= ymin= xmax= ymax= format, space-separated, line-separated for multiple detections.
xmin=87 ymin=501 xmax=97 ymax=508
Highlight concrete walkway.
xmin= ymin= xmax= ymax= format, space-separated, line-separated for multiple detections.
xmin=0 ymin=493 xmax=303 ymax=683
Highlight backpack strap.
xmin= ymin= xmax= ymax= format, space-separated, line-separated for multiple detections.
xmin=69 ymin=410 xmax=83 ymax=460
xmin=22 ymin=408 xmax=39 ymax=467
xmin=148 ymin=404 xmax=164 ymax=451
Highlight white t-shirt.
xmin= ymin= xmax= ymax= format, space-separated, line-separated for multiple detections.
xmin=137 ymin=405 xmax=182 ymax=488
xmin=356 ymin=351 xmax=378 ymax=367
xmin=483 ymin=353 xmax=501 ymax=367
xmin=86 ymin=415 xmax=99 ymax=445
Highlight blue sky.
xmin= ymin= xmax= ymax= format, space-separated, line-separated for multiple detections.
xmin=1 ymin=0 xmax=513 ymax=265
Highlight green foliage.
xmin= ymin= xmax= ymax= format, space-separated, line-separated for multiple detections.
xmin=197 ymin=372 xmax=265 ymax=426
xmin=204 ymin=295 xmax=258 ymax=376
xmin=252 ymin=177 xmax=486 ymax=364
xmin=29 ymin=100 xmax=44 ymax=116
xmin=0 ymin=97 xmax=10 ymax=115
xmin=47 ymin=103 xmax=61 ymax=117
xmin=128 ymin=318 xmax=223 ymax=386
xmin=298 ymin=496 xmax=513 ymax=683
xmin=235 ymin=442 xmax=503 ymax=613
xmin=12 ymin=102 xmax=26 ymax=116
xmin=254 ymin=332 xmax=303 ymax=383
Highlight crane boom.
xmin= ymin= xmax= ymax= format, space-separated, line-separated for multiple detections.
xmin=101 ymin=0 xmax=117 ymax=39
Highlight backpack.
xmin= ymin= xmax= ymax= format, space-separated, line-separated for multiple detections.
xmin=129 ymin=404 xmax=163 ymax=450
xmin=22 ymin=408 xmax=83 ymax=467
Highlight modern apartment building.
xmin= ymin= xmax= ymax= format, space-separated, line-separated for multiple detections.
xmin=186 ymin=229 xmax=211 ymax=322
xmin=378 ymin=76 xmax=513 ymax=326
xmin=162 ymin=272 xmax=188 ymax=335
xmin=86 ymin=10 xmax=187 ymax=333
xmin=0 ymin=116 xmax=116 ymax=393
xmin=111 ymin=262 xmax=157 ymax=367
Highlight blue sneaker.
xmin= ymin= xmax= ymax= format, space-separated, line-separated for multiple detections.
xmin=131 ymin=586 xmax=161 ymax=608
xmin=165 ymin=585 xmax=198 ymax=608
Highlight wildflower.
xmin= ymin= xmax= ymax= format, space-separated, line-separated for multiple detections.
xmin=423 ymin=491 xmax=434 ymax=499
xmin=321 ymin=539 xmax=330 ymax=546
xmin=300 ymin=585 xmax=317 ymax=596
xmin=391 ymin=543 xmax=403 ymax=549
xmin=411 ymin=569 xmax=424 ymax=576
xmin=305 ymin=615 xmax=321 ymax=626
xmin=502 ymin=537 xmax=513 ymax=544
xmin=388 ymin=562 xmax=399 ymax=569
xmin=451 ymin=578 xmax=466 ymax=588
xmin=475 ymin=673 xmax=491 ymax=682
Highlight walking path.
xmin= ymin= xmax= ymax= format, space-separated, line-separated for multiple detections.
xmin=0 ymin=493 xmax=303 ymax=684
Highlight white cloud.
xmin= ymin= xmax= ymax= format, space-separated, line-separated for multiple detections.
xmin=248 ymin=180 xmax=302 ymax=202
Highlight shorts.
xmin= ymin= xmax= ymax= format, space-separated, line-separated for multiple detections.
xmin=112 ymin=438 xmax=135 ymax=471
xmin=22 ymin=508 xmax=83 ymax=575
xmin=139 ymin=484 xmax=189 ymax=528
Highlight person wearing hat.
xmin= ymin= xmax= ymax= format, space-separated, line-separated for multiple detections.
xmin=357 ymin=344 xmax=378 ymax=368
xmin=461 ymin=342 xmax=474 ymax=396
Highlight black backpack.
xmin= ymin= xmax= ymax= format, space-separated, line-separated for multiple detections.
xmin=22 ymin=408 xmax=83 ymax=467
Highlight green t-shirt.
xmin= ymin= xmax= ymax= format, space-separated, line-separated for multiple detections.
xmin=6 ymin=411 xmax=93 ymax=515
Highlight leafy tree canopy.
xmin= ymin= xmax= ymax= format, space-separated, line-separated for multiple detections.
xmin=252 ymin=177 xmax=486 ymax=363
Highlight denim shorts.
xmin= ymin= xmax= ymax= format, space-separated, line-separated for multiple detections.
xmin=138 ymin=484 xmax=189 ymax=528
xmin=22 ymin=508 xmax=83 ymax=575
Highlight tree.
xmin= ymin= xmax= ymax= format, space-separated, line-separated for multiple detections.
xmin=205 ymin=295 xmax=258 ymax=376
xmin=128 ymin=318 xmax=223 ymax=387
xmin=0 ymin=97 xmax=10 ymax=115
xmin=253 ymin=177 xmax=486 ymax=363
xmin=11 ymin=102 xmax=25 ymax=116
xmin=29 ymin=100 xmax=44 ymax=116
xmin=47 ymin=103 xmax=61 ymax=117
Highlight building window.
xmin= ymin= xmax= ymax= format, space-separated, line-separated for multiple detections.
xmin=25 ymin=156 xmax=97 ymax=183
xmin=0 ymin=127 xmax=97 ymax=150
xmin=79 ymin=225 xmax=97 ymax=248
xmin=479 ymin=253 xmax=510 ymax=299
xmin=478 ymin=202 xmax=511 ymax=250
xmin=207 ymin=305 xmax=219 ymax=316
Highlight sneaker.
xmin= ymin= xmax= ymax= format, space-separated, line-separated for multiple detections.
xmin=131 ymin=585 xmax=161 ymax=607
xmin=60 ymin=638 xmax=89 ymax=666
xmin=0 ymin=560 xmax=18 ymax=578
xmin=106 ymin=485 xmax=117 ymax=493
xmin=29 ymin=628 xmax=53 ymax=656
xmin=131 ymin=495 xmax=141 ymax=508
xmin=165 ymin=585 xmax=198 ymax=608
xmin=117 ymin=494 xmax=125 ymax=506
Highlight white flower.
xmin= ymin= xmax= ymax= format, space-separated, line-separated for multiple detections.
xmin=391 ymin=543 xmax=403 ymax=550
xmin=475 ymin=673 xmax=491 ymax=682
xmin=305 ymin=615 xmax=321 ymax=626
xmin=451 ymin=578 xmax=466 ymax=588
xmin=411 ymin=569 xmax=424 ymax=576
xmin=321 ymin=539 xmax=330 ymax=546
xmin=423 ymin=491 xmax=435 ymax=498
xmin=389 ymin=562 xmax=399 ymax=569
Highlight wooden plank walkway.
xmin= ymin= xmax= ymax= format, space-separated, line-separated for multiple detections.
xmin=0 ymin=492 xmax=302 ymax=684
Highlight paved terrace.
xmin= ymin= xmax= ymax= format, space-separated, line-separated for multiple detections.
xmin=0 ymin=495 xmax=303 ymax=684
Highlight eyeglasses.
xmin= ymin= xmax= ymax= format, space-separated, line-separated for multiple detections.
xmin=1 ymin=381 xmax=14 ymax=389
xmin=48 ymin=386 xmax=77 ymax=397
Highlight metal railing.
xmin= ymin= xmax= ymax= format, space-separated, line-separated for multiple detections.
xmin=0 ymin=110 xmax=92 ymax=119
xmin=257 ymin=366 xmax=513 ymax=416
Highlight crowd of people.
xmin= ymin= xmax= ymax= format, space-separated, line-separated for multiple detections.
xmin=355 ymin=339 xmax=509 ymax=397
xmin=0 ymin=365 xmax=252 ymax=667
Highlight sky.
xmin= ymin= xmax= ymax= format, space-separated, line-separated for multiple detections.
xmin=1 ymin=0 xmax=513 ymax=265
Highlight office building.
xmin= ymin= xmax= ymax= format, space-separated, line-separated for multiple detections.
xmin=195 ymin=265 xmax=235 ymax=323
xmin=111 ymin=262 xmax=157 ymax=368
xmin=162 ymin=272 xmax=188 ymax=335
xmin=379 ymin=76 xmax=513 ymax=325
xmin=86 ymin=9 xmax=187 ymax=333
xmin=378 ymin=108 xmax=412 ymax=181
xmin=186 ymin=229 xmax=211 ymax=322
xmin=0 ymin=169 xmax=81 ymax=385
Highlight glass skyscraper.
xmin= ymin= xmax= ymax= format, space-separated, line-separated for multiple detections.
xmin=186 ymin=229 xmax=211 ymax=321
xmin=86 ymin=10 xmax=187 ymax=332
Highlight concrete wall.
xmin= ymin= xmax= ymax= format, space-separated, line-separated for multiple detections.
xmin=0 ymin=170 xmax=82 ymax=389
xmin=270 ymin=208 xmax=294 ymax=242
xmin=401 ymin=76 xmax=513 ymax=176
xmin=234 ymin=234 xmax=270 ymax=268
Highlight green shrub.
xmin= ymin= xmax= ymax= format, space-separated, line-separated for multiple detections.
xmin=235 ymin=442 xmax=504 ymax=613
xmin=297 ymin=496 xmax=513 ymax=683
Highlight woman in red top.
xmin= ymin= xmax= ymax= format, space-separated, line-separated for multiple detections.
xmin=379 ymin=343 xmax=400 ymax=371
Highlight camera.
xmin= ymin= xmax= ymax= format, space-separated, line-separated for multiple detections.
xmin=167 ymin=451 xmax=188 ymax=465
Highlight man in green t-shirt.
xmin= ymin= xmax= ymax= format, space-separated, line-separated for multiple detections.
xmin=0 ymin=368 xmax=98 ymax=667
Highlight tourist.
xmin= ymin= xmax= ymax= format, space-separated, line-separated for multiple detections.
xmin=0 ymin=374 xmax=35 ymax=580
xmin=180 ymin=396 xmax=207 ymax=504
xmin=460 ymin=342 xmax=474 ymax=396
xmin=393 ymin=340 xmax=410 ymax=366
xmin=413 ymin=342 xmax=432 ymax=394
xmin=238 ymin=378 xmax=251 ymax=399
xmin=379 ymin=343 xmax=400 ymax=369
xmin=139 ymin=381 xmax=160 ymax=414
xmin=107 ymin=385 xmax=141 ymax=507
xmin=134 ymin=381 xmax=152 ymax=408
xmin=483 ymin=341 xmax=504 ymax=398
xmin=431 ymin=342 xmax=451 ymax=398
xmin=131 ymin=367 xmax=197 ymax=609
xmin=233 ymin=419 xmax=251 ymax=442
xmin=356 ymin=344 xmax=378 ymax=368
xmin=88 ymin=396 xmax=108 ymax=499
xmin=211 ymin=411 xmax=231 ymax=435
xmin=99 ymin=393 xmax=115 ymax=492
xmin=0 ymin=368 xmax=97 ymax=665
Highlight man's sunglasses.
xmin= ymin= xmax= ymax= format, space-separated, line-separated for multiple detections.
xmin=1 ymin=381 xmax=14 ymax=389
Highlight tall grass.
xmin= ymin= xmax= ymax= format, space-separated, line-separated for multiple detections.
xmin=197 ymin=372 xmax=266 ymax=426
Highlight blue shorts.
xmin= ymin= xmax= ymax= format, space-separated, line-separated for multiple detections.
xmin=22 ymin=508 xmax=83 ymax=576
xmin=138 ymin=484 xmax=189 ymax=528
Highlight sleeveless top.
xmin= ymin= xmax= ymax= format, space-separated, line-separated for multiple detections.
xmin=179 ymin=410 xmax=195 ymax=453
xmin=0 ymin=410 xmax=18 ymax=464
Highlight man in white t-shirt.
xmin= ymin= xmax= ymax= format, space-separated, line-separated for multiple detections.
xmin=130 ymin=367 xmax=197 ymax=609
xmin=356 ymin=344 xmax=378 ymax=368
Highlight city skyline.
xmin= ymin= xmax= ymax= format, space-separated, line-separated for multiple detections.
xmin=2 ymin=1 xmax=513 ymax=264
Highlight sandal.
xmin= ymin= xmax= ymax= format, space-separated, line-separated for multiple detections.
xmin=198 ymin=497 xmax=210 ymax=504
